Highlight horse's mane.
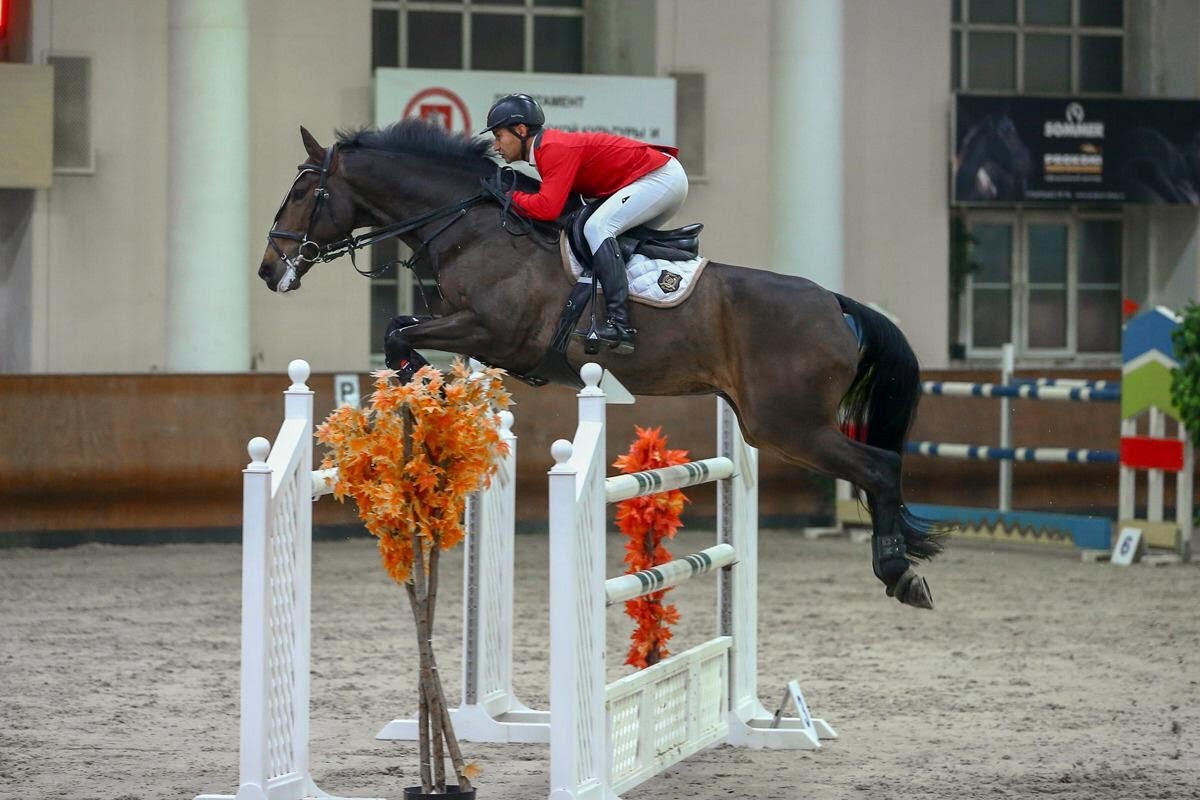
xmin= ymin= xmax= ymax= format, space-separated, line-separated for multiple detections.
xmin=335 ymin=118 xmax=540 ymax=191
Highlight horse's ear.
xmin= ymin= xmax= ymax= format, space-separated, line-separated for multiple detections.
xmin=300 ymin=126 xmax=325 ymax=163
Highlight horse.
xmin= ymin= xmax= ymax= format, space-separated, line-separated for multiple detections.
xmin=954 ymin=113 xmax=1032 ymax=202
xmin=1118 ymin=127 xmax=1200 ymax=204
xmin=258 ymin=119 xmax=942 ymax=609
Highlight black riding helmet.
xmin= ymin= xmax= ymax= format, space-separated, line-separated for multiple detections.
xmin=480 ymin=93 xmax=545 ymax=134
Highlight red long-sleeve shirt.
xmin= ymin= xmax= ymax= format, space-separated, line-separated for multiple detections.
xmin=510 ymin=129 xmax=679 ymax=221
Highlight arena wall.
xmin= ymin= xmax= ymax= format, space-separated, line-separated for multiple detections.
xmin=0 ymin=367 xmax=1145 ymax=546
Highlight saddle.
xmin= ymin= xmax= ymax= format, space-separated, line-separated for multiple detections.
xmin=480 ymin=169 xmax=704 ymax=264
xmin=479 ymin=178 xmax=707 ymax=389
xmin=562 ymin=201 xmax=703 ymax=271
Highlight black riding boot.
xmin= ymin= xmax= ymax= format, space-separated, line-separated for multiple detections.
xmin=590 ymin=237 xmax=637 ymax=355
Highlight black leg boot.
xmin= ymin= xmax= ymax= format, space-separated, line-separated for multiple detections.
xmin=590 ymin=237 xmax=637 ymax=355
xmin=384 ymin=316 xmax=430 ymax=382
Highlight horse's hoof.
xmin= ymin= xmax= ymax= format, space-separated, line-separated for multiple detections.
xmin=886 ymin=568 xmax=934 ymax=610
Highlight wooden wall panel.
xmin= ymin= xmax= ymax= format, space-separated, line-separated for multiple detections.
xmin=0 ymin=367 xmax=1136 ymax=544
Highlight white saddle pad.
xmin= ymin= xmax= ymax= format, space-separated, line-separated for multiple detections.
xmin=559 ymin=234 xmax=708 ymax=308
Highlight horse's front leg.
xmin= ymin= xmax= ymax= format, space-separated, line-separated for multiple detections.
xmin=384 ymin=311 xmax=494 ymax=378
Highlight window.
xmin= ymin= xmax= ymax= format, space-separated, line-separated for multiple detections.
xmin=955 ymin=211 xmax=1122 ymax=360
xmin=372 ymin=0 xmax=584 ymax=72
xmin=48 ymin=54 xmax=93 ymax=173
xmin=949 ymin=2 xmax=1126 ymax=364
xmin=951 ymin=0 xmax=1124 ymax=93
xmin=369 ymin=1 xmax=584 ymax=361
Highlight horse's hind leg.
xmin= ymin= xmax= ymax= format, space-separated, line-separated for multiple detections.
xmin=747 ymin=419 xmax=934 ymax=609
xmin=809 ymin=427 xmax=933 ymax=609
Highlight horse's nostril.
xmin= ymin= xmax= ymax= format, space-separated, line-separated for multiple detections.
xmin=259 ymin=262 xmax=272 ymax=280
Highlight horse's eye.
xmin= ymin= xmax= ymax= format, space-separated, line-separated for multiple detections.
xmin=290 ymin=188 xmax=307 ymax=202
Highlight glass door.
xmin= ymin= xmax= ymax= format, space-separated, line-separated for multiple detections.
xmin=966 ymin=219 xmax=1014 ymax=353
xmin=960 ymin=211 xmax=1123 ymax=362
xmin=1023 ymin=218 xmax=1070 ymax=356
xmin=1076 ymin=217 xmax=1122 ymax=353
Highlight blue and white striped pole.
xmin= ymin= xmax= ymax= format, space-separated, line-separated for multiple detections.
xmin=921 ymin=381 xmax=1120 ymax=402
xmin=905 ymin=441 xmax=1119 ymax=463
xmin=1010 ymin=377 xmax=1118 ymax=390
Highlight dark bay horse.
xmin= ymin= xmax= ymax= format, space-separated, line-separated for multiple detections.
xmin=259 ymin=120 xmax=942 ymax=609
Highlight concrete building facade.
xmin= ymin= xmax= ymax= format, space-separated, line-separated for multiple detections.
xmin=1 ymin=0 xmax=1196 ymax=375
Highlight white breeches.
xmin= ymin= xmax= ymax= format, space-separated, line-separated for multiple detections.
xmin=582 ymin=156 xmax=689 ymax=254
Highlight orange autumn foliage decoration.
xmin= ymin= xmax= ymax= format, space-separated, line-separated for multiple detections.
xmin=613 ymin=426 xmax=690 ymax=668
xmin=315 ymin=359 xmax=511 ymax=583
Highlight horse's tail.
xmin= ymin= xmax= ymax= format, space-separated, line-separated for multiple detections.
xmin=834 ymin=293 xmax=945 ymax=561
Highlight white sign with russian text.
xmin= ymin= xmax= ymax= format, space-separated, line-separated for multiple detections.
xmin=374 ymin=68 xmax=676 ymax=147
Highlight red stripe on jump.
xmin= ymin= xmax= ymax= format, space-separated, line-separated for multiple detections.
xmin=1119 ymin=436 xmax=1185 ymax=471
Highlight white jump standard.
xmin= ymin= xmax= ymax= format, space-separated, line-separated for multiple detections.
xmin=196 ymin=360 xmax=379 ymax=800
xmin=377 ymin=369 xmax=835 ymax=758
xmin=375 ymin=403 xmax=544 ymax=744
xmin=197 ymin=360 xmax=833 ymax=800
xmin=547 ymin=363 xmax=834 ymax=800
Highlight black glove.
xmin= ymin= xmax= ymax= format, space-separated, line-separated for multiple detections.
xmin=480 ymin=165 xmax=519 ymax=203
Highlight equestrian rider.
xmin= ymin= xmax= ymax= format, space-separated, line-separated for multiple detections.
xmin=482 ymin=93 xmax=688 ymax=355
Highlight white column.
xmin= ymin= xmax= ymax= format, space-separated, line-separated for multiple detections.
xmin=769 ymin=0 xmax=844 ymax=292
xmin=167 ymin=0 xmax=250 ymax=371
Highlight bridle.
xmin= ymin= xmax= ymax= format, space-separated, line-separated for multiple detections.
xmin=266 ymin=144 xmax=555 ymax=293
xmin=267 ymin=144 xmax=490 ymax=291
xmin=266 ymin=146 xmax=345 ymax=289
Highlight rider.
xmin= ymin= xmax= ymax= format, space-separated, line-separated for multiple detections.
xmin=482 ymin=93 xmax=688 ymax=354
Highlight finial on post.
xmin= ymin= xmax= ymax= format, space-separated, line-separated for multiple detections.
xmin=247 ymin=436 xmax=271 ymax=467
xmin=288 ymin=359 xmax=311 ymax=391
xmin=551 ymin=438 xmax=574 ymax=469
xmin=580 ymin=362 xmax=604 ymax=396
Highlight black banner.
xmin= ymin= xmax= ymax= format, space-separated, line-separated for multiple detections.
xmin=953 ymin=94 xmax=1200 ymax=205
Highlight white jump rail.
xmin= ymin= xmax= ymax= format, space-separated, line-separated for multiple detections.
xmin=604 ymin=543 xmax=737 ymax=606
xmin=547 ymin=363 xmax=834 ymax=800
xmin=196 ymin=359 xmax=379 ymax=800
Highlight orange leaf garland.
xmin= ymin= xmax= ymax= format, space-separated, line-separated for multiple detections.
xmin=613 ymin=426 xmax=690 ymax=669
xmin=315 ymin=359 xmax=511 ymax=584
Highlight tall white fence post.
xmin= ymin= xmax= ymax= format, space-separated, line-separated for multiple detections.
xmin=197 ymin=360 xmax=379 ymax=800
xmin=549 ymin=363 xmax=609 ymax=800
xmin=238 ymin=437 xmax=272 ymax=795
xmin=718 ymin=398 xmax=836 ymax=746
xmin=546 ymin=366 xmax=834 ymax=800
